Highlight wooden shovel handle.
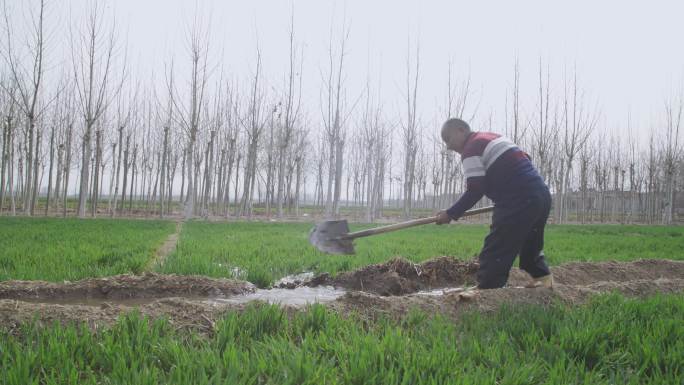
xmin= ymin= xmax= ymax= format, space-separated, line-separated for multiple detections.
xmin=341 ymin=205 xmax=494 ymax=240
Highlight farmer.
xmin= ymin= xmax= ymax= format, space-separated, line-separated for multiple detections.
xmin=436 ymin=118 xmax=553 ymax=289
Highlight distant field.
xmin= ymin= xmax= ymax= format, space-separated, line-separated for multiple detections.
xmin=159 ymin=221 xmax=684 ymax=287
xmin=1 ymin=198 xmax=435 ymax=221
xmin=2 ymin=216 xmax=682 ymax=285
xmin=0 ymin=217 xmax=175 ymax=281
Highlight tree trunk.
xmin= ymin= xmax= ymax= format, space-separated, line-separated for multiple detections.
xmin=54 ymin=142 xmax=62 ymax=204
xmin=91 ymin=129 xmax=102 ymax=217
xmin=233 ymin=154 xmax=240 ymax=217
xmin=180 ymin=149 xmax=186 ymax=204
xmin=62 ymin=125 xmax=72 ymax=217
xmin=9 ymin=128 xmax=16 ymax=215
xmin=30 ymin=125 xmax=41 ymax=216
xmin=202 ymin=130 xmax=216 ymax=216
xmin=45 ymin=126 xmax=55 ymax=216
xmin=129 ymin=146 xmax=137 ymax=213
xmin=111 ymin=127 xmax=124 ymax=216
xmin=77 ymin=121 xmax=93 ymax=218
xmin=160 ymin=126 xmax=169 ymax=218
xmin=0 ymin=117 xmax=9 ymax=213
xmin=167 ymin=153 xmax=178 ymax=215
xmin=184 ymin=137 xmax=195 ymax=219
xmin=24 ymin=118 xmax=35 ymax=215
xmin=120 ymin=134 xmax=130 ymax=214
xmin=333 ymin=140 xmax=344 ymax=216
xmin=265 ymin=122 xmax=274 ymax=218
xmin=222 ymin=147 xmax=235 ymax=218
xmin=150 ymin=152 xmax=160 ymax=216
xmin=294 ymin=155 xmax=302 ymax=216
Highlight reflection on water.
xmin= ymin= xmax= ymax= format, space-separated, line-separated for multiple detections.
xmin=275 ymin=272 xmax=315 ymax=286
xmin=414 ymin=287 xmax=468 ymax=296
xmin=206 ymin=286 xmax=346 ymax=307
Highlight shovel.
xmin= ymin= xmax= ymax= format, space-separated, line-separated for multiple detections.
xmin=309 ymin=206 xmax=494 ymax=255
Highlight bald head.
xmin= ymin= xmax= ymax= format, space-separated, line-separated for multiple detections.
xmin=441 ymin=118 xmax=471 ymax=138
xmin=441 ymin=118 xmax=472 ymax=154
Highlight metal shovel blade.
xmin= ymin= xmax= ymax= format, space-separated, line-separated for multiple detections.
xmin=309 ymin=220 xmax=356 ymax=255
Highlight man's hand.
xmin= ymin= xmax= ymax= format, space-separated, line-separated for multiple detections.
xmin=435 ymin=210 xmax=452 ymax=225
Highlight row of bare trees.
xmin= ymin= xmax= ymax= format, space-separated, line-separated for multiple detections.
xmin=1 ymin=1 xmax=682 ymax=224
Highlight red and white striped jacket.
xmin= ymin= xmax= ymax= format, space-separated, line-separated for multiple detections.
xmin=446 ymin=132 xmax=545 ymax=219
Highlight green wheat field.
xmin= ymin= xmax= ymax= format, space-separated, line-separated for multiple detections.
xmin=0 ymin=216 xmax=683 ymax=384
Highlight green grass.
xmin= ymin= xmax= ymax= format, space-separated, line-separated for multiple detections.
xmin=160 ymin=221 xmax=684 ymax=287
xmin=0 ymin=217 xmax=175 ymax=281
xmin=1 ymin=216 xmax=682 ymax=285
xmin=2 ymin=294 xmax=683 ymax=384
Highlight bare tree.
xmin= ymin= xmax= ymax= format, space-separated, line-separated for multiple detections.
xmin=166 ymin=13 xmax=210 ymax=219
xmin=238 ymin=48 xmax=267 ymax=218
xmin=321 ymin=19 xmax=354 ymax=217
xmin=60 ymin=90 xmax=75 ymax=217
xmin=201 ymin=128 xmax=216 ymax=215
xmin=625 ymin=117 xmax=643 ymax=223
xmin=264 ymin=104 xmax=276 ymax=217
xmin=530 ymin=58 xmax=558 ymax=183
xmin=277 ymin=10 xmax=303 ymax=218
xmin=1 ymin=0 xmax=49 ymax=215
xmin=44 ymin=91 xmax=60 ymax=215
xmin=313 ymin=132 xmax=326 ymax=209
xmin=221 ymin=85 xmax=239 ymax=217
xmin=556 ymin=67 xmax=599 ymax=223
xmin=109 ymin=90 xmax=130 ymax=217
xmin=0 ymin=79 xmax=18 ymax=214
xmin=510 ymin=57 xmax=521 ymax=143
xmin=578 ymin=144 xmax=592 ymax=223
xmin=70 ymin=1 xmax=123 ymax=218
xmin=119 ymin=129 xmax=131 ymax=213
xmin=438 ymin=59 xmax=474 ymax=209
xmin=291 ymin=121 xmax=308 ymax=216
xmin=400 ymin=38 xmax=419 ymax=218
xmin=662 ymin=92 xmax=682 ymax=224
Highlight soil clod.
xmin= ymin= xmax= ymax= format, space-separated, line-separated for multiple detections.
xmin=306 ymin=256 xmax=479 ymax=295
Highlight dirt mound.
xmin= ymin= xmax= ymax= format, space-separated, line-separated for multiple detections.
xmin=0 ymin=297 xmax=248 ymax=335
xmin=0 ymin=272 xmax=255 ymax=301
xmin=328 ymin=278 xmax=684 ymax=322
xmin=550 ymin=259 xmax=684 ymax=285
xmin=308 ymin=256 xmax=479 ymax=295
xmin=309 ymin=257 xmax=684 ymax=295
xmin=505 ymin=259 xmax=684 ymax=286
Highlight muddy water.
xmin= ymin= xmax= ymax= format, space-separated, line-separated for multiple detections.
xmin=16 ymin=286 xmax=346 ymax=308
xmin=207 ymin=286 xmax=346 ymax=307
xmin=275 ymin=272 xmax=315 ymax=286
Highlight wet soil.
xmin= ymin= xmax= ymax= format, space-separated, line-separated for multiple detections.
xmin=328 ymin=278 xmax=684 ymax=322
xmin=0 ymin=272 xmax=254 ymax=301
xmin=305 ymin=257 xmax=480 ymax=295
xmin=1 ymin=258 xmax=683 ymax=334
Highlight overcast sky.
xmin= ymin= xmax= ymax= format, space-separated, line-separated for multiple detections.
xmin=11 ymin=0 xmax=684 ymax=141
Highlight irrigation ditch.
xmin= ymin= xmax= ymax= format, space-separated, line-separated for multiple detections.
xmin=1 ymin=257 xmax=684 ymax=334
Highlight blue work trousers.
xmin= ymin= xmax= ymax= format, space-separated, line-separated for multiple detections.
xmin=477 ymin=185 xmax=552 ymax=289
